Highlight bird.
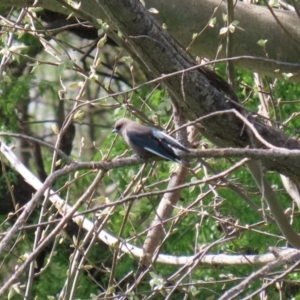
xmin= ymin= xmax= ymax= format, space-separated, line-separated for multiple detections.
xmin=112 ymin=118 xmax=190 ymax=164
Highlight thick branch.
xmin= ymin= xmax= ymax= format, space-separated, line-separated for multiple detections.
xmin=93 ymin=0 xmax=300 ymax=182
xmin=8 ymin=0 xmax=300 ymax=81
xmin=7 ymin=0 xmax=300 ymax=180
xmin=149 ymin=0 xmax=300 ymax=81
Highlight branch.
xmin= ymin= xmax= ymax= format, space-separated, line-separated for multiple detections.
xmin=247 ymin=160 xmax=300 ymax=248
xmin=0 ymin=140 xmax=295 ymax=296
xmin=219 ymin=248 xmax=300 ymax=300
xmin=7 ymin=0 xmax=300 ymax=81
xmin=88 ymin=0 xmax=300 ymax=183
xmin=140 ymin=106 xmax=189 ymax=269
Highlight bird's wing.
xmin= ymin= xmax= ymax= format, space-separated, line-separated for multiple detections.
xmin=127 ymin=131 xmax=181 ymax=163
xmin=151 ymin=129 xmax=190 ymax=152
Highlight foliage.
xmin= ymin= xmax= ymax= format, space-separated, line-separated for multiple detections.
xmin=0 ymin=2 xmax=300 ymax=300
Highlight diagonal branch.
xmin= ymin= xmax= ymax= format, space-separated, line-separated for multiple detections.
xmin=1 ymin=140 xmax=299 ymax=296
xmin=93 ymin=0 xmax=300 ymax=182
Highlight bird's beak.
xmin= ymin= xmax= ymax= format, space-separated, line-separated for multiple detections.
xmin=112 ymin=128 xmax=118 ymax=134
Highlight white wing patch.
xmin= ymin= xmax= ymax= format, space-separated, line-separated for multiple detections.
xmin=144 ymin=147 xmax=181 ymax=163
xmin=151 ymin=128 xmax=188 ymax=151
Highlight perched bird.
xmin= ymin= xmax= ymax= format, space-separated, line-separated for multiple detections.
xmin=112 ymin=118 xmax=190 ymax=164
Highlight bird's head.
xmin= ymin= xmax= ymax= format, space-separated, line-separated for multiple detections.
xmin=112 ymin=118 xmax=130 ymax=135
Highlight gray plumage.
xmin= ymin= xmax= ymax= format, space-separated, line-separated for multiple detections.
xmin=112 ymin=118 xmax=189 ymax=164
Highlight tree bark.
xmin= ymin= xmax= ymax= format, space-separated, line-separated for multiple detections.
xmin=9 ymin=0 xmax=300 ymax=81
xmin=7 ymin=0 xmax=300 ymax=181
xmin=94 ymin=0 xmax=300 ymax=180
xmin=148 ymin=0 xmax=300 ymax=81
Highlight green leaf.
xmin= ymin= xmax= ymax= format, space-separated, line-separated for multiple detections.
xmin=219 ymin=27 xmax=228 ymax=35
xmin=209 ymin=17 xmax=217 ymax=27
xmin=231 ymin=20 xmax=240 ymax=26
xmin=229 ymin=24 xmax=236 ymax=33
xmin=97 ymin=34 xmax=107 ymax=48
xmin=257 ymin=39 xmax=268 ymax=47
xmin=148 ymin=7 xmax=159 ymax=14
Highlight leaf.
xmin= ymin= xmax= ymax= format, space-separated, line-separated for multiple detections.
xmin=68 ymin=0 xmax=81 ymax=10
xmin=73 ymin=110 xmax=84 ymax=122
xmin=149 ymin=272 xmax=165 ymax=290
xmin=69 ymin=81 xmax=79 ymax=88
xmin=219 ymin=27 xmax=228 ymax=35
xmin=192 ymin=33 xmax=198 ymax=40
xmin=97 ymin=34 xmax=107 ymax=48
xmin=231 ymin=20 xmax=240 ymax=26
xmin=190 ymin=285 xmax=199 ymax=296
xmin=148 ymin=7 xmax=159 ymax=14
xmin=1 ymin=31 xmax=7 ymax=43
xmin=257 ymin=39 xmax=268 ymax=47
xmin=120 ymin=56 xmax=133 ymax=65
xmin=209 ymin=17 xmax=217 ymax=27
xmin=282 ymin=72 xmax=294 ymax=79
xmin=229 ymin=24 xmax=236 ymax=33
xmin=55 ymin=159 xmax=61 ymax=167
xmin=81 ymin=264 xmax=93 ymax=270
xmin=52 ymin=124 xmax=59 ymax=135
